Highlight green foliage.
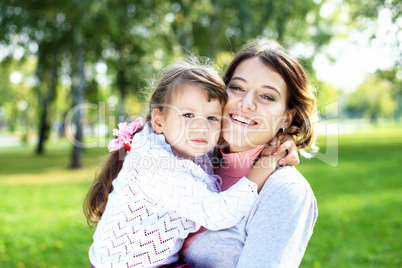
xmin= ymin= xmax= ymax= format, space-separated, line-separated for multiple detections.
xmin=0 ymin=127 xmax=401 ymax=267
xmin=346 ymin=0 xmax=401 ymax=24
xmin=315 ymin=80 xmax=341 ymax=114
xmin=376 ymin=66 xmax=402 ymax=96
xmin=1 ymin=0 xmax=401 ymax=160
xmin=169 ymin=0 xmax=328 ymax=58
xmin=346 ymin=74 xmax=398 ymax=119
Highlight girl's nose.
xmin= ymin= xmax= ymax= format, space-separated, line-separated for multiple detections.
xmin=189 ymin=116 xmax=209 ymax=132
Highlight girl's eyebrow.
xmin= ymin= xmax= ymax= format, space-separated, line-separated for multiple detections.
xmin=231 ymin=76 xmax=281 ymax=97
xmin=180 ymin=107 xmax=222 ymax=116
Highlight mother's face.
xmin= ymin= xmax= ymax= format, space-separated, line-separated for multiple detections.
xmin=222 ymin=57 xmax=295 ymax=153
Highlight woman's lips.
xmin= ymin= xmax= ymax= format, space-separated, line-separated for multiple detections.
xmin=229 ymin=113 xmax=258 ymax=126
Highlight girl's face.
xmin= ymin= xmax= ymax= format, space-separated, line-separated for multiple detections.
xmin=153 ymin=85 xmax=223 ymax=158
xmin=222 ymin=57 xmax=295 ymax=153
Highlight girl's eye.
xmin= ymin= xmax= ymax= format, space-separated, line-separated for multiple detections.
xmin=261 ymin=95 xmax=274 ymax=101
xmin=183 ymin=113 xmax=194 ymax=118
xmin=207 ymin=116 xmax=219 ymax=121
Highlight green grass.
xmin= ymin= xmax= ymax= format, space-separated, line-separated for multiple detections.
xmin=0 ymin=127 xmax=401 ymax=267
xmin=0 ymin=147 xmax=106 ymax=268
xmin=299 ymin=128 xmax=402 ymax=268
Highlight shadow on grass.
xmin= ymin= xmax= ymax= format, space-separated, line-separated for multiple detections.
xmin=0 ymin=147 xmax=107 ymax=175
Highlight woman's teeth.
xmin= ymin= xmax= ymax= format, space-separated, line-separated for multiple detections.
xmin=232 ymin=115 xmax=256 ymax=125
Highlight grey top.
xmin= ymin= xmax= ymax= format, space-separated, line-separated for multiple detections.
xmin=184 ymin=166 xmax=318 ymax=268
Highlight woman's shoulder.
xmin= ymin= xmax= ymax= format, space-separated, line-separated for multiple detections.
xmin=268 ymin=166 xmax=312 ymax=186
xmin=259 ymin=166 xmax=316 ymax=204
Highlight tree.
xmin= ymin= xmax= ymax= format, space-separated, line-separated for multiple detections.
xmin=315 ymin=80 xmax=341 ymax=116
xmin=343 ymin=0 xmax=401 ymax=72
xmin=346 ymin=73 xmax=397 ymax=121
xmin=168 ymin=0 xmax=330 ymax=63
xmin=0 ymin=0 xmax=77 ymax=154
xmin=98 ymin=1 xmax=167 ymax=115
xmin=2 ymin=0 xmax=366 ymax=169
xmin=376 ymin=66 xmax=402 ymax=96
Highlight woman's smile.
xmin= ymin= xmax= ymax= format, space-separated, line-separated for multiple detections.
xmin=229 ymin=113 xmax=258 ymax=126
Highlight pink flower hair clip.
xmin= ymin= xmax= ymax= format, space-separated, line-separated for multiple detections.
xmin=108 ymin=117 xmax=143 ymax=152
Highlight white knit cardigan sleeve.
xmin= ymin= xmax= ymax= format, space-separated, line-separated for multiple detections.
xmin=127 ymin=126 xmax=258 ymax=230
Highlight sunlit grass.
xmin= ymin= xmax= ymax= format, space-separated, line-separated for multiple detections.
xmin=299 ymin=127 xmax=402 ymax=268
xmin=0 ymin=146 xmax=106 ymax=267
xmin=0 ymin=126 xmax=401 ymax=267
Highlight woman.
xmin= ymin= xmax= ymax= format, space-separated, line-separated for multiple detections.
xmin=180 ymin=39 xmax=318 ymax=267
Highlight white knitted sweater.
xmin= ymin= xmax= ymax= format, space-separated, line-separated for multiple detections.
xmin=89 ymin=125 xmax=257 ymax=267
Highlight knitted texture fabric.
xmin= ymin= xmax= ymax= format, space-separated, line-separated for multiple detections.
xmin=89 ymin=125 xmax=258 ymax=268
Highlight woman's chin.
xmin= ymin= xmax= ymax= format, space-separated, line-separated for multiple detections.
xmin=222 ymin=137 xmax=257 ymax=153
xmin=222 ymin=128 xmax=257 ymax=150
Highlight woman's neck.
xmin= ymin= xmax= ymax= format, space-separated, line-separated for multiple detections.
xmin=217 ymin=145 xmax=265 ymax=191
xmin=225 ymin=144 xmax=259 ymax=154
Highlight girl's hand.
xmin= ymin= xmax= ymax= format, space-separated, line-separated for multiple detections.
xmin=246 ymin=149 xmax=286 ymax=192
xmin=270 ymin=133 xmax=299 ymax=167
xmin=246 ymin=134 xmax=299 ymax=192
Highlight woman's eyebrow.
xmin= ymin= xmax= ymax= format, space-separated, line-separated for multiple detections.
xmin=261 ymin=85 xmax=281 ymax=97
xmin=231 ymin=76 xmax=247 ymax=83
xmin=231 ymin=76 xmax=281 ymax=96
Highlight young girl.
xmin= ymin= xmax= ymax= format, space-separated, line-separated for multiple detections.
xmin=84 ymin=61 xmax=284 ymax=268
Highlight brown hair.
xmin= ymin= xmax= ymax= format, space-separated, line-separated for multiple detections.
xmin=145 ymin=60 xmax=228 ymax=122
xmin=84 ymin=59 xmax=227 ymax=227
xmin=223 ymin=39 xmax=318 ymax=156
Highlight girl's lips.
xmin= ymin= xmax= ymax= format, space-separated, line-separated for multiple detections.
xmin=229 ymin=113 xmax=258 ymax=126
xmin=190 ymin=138 xmax=208 ymax=143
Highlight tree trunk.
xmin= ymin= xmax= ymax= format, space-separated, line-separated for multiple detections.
xmin=71 ymin=38 xmax=86 ymax=169
xmin=36 ymin=56 xmax=58 ymax=155
xmin=208 ymin=1 xmax=221 ymax=59
xmin=36 ymin=107 xmax=48 ymax=154
xmin=34 ymin=53 xmax=46 ymax=155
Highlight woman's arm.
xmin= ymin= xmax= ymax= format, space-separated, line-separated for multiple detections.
xmin=236 ymin=172 xmax=318 ymax=267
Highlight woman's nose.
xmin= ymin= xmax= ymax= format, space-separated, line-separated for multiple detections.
xmin=240 ymin=92 xmax=256 ymax=111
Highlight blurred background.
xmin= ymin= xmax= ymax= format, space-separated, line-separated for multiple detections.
xmin=0 ymin=0 xmax=401 ymax=267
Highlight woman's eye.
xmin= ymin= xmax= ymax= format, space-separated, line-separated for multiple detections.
xmin=228 ymin=85 xmax=243 ymax=91
xmin=183 ymin=113 xmax=194 ymax=118
xmin=261 ymin=95 xmax=274 ymax=101
xmin=207 ymin=116 xmax=219 ymax=121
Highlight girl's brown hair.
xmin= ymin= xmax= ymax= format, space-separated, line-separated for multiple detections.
xmin=223 ymin=39 xmax=318 ymax=156
xmin=84 ymin=59 xmax=227 ymax=227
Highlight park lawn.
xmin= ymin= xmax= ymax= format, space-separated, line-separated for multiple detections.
xmin=0 ymin=147 xmax=106 ymax=267
xmin=299 ymin=128 xmax=402 ymax=268
xmin=0 ymin=127 xmax=401 ymax=267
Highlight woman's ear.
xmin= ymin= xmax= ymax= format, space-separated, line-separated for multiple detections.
xmin=151 ymin=108 xmax=164 ymax=134
xmin=284 ymin=108 xmax=296 ymax=129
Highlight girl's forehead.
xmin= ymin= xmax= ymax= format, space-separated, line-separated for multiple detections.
xmin=170 ymin=85 xmax=208 ymax=101
xmin=166 ymin=86 xmax=223 ymax=112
